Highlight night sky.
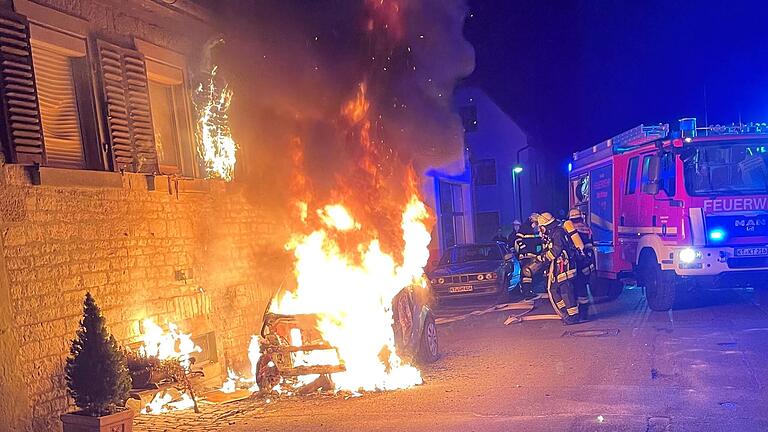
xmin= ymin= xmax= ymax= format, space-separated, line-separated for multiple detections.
xmin=464 ymin=0 xmax=768 ymax=163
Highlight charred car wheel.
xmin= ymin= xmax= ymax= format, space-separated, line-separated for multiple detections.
xmin=255 ymin=354 xmax=280 ymax=391
xmin=417 ymin=313 xmax=439 ymax=363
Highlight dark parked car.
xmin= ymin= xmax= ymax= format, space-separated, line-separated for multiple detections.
xmin=427 ymin=243 xmax=521 ymax=302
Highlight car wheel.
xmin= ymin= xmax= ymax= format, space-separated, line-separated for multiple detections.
xmin=255 ymin=353 xmax=280 ymax=391
xmin=417 ymin=313 xmax=439 ymax=363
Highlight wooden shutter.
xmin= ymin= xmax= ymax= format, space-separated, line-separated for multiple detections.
xmin=0 ymin=11 xmax=45 ymax=164
xmin=31 ymin=44 xmax=84 ymax=168
xmin=94 ymin=40 xmax=158 ymax=173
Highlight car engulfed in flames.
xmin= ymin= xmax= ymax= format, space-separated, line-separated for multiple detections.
xmin=251 ymin=196 xmax=438 ymax=394
xmin=255 ymin=284 xmax=438 ymax=392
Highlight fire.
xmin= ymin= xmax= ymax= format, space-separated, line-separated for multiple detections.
xmin=137 ymin=319 xmax=202 ymax=415
xmin=138 ymin=319 xmax=201 ymax=369
xmin=271 ymin=195 xmax=430 ymax=392
xmin=196 ymin=66 xmax=237 ymax=181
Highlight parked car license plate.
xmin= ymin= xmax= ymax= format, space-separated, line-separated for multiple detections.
xmin=735 ymin=247 xmax=768 ymax=257
xmin=449 ymin=285 xmax=473 ymax=293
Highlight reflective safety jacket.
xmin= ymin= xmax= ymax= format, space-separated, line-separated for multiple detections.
xmin=563 ymin=219 xmax=595 ymax=276
xmin=515 ymin=221 xmax=542 ymax=261
xmin=540 ymin=224 xmax=578 ymax=284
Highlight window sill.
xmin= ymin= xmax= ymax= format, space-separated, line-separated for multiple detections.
xmin=29 ymin=165 xmax=123 ymax=189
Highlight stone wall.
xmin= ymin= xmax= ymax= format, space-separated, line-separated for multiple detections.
xmin=0 ymin=166 xmax=288 ymax=432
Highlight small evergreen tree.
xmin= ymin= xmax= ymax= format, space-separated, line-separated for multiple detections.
xmin=65 ymin=292 xmax=132 ymax=416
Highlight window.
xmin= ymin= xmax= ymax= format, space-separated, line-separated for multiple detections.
xmin=148 ymin=80 xmax=181 ymax=169
xmin=138 ymin=40 xmax=196 ymax=177
xmin=459 ymin=105 xmax=478 ymax=132
xmin=625 ymin=156 xmax=639 ymax=194
xmin=574 ymin=175 xmax=589 ymax=204
xmin=145 ymin=68 xmax=194 ymax=175
xmin=641 ymin=154 xmax=652 ymax=187
xmin=31 ymin=43 xmax=84 ymax=168
xmin=659 ymin=151 xmax=676 ymax=196
xmin=439 ymin=181 xmax=466 ymax=248
xmin=475 ymin=159 xmax=497 ymax=185
xmin=440 ymin=244 xmax=503 ymax=265
xmin=12 ymin=2 xmax=102 ymax=170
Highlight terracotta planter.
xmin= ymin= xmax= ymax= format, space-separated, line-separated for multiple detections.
xmin=61 ymin=408 xmax=134 ymax=432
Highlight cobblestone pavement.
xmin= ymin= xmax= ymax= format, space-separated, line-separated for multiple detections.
xmin=134 ymin=397 xmax=268 ymax=432
xmin=134 ymin=287 xmax=768 ymax=431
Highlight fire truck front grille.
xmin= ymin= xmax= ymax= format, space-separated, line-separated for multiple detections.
xmin=727 ymin=257 xmax=768 ymax=269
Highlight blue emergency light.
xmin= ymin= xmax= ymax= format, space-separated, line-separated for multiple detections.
xmin=708 ymin=228 xmax=726 ymax=242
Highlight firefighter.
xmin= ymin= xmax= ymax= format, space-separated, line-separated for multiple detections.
xmin=508 ymin=219 xmax=522 ymax=242
xmin=516 ymin=214 xmax=543 ymax=300
xmin=563 ymin=208 xmax=596 ymax=321
xmin=535 ymin=212 xmax=580 ymax=325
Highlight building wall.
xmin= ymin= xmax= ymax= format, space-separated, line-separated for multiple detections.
xmin=454 ymin=87 xmax=530 ymax=241
xmin=0 ymin=166 xmax=287 ymax=431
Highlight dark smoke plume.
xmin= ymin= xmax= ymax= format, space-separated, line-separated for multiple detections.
xmin=206 ymin=0 xmax=474 ymax=251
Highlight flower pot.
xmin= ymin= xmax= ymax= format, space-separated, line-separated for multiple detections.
xmin=61 ymin=408 xmax=134 ymax=432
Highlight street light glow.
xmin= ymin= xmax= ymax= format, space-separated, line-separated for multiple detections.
xmin=513 ymin=165 xmax=523 ymax=174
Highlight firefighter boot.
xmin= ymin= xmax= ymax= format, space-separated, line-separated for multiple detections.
xmin=562 ymin=314 xmax=580 ymax=326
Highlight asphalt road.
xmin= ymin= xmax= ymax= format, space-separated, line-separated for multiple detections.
xmin=228 ymin=286 xmax=768 ymax=432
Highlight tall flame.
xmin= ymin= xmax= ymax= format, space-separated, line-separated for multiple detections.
xmin=271 ymin=195 xmax=430 ymax=391
xmin=196 ymin=66 xmax=237 ymax=181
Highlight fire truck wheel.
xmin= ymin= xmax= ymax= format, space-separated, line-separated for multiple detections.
xmin=417 ymin=314 xmax=439 ymax=363
xmin=639 ymin=251 xmax=676 ymax=311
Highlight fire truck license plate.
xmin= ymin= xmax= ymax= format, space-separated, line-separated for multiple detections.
xmin=735 ymin=247 xmax=768 ymax=257
xmin=449 ymin=285 xmax=473 ymax=293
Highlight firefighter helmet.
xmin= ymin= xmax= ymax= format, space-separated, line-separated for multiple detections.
xmin=568 ymin=208 xmax=583 ymax=220
xmin=536 ymin=212 xmax=557 ymax=227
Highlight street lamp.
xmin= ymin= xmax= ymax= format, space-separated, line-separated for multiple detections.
xmin=515 ymin=144 xmax=531 ymax=221
xmin=511 ymin=165 xmax=523 ymax=223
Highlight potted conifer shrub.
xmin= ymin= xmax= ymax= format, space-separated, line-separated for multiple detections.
xmin=61 ymin=292 xmax=134 ymax=432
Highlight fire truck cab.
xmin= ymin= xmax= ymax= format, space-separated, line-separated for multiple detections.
xmin=570 ymin=119 xmax=768 ymax=311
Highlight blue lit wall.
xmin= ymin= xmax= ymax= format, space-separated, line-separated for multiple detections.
xmin=453 ymin=86 xmax=532 ymax=241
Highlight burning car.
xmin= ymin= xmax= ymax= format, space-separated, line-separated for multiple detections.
xmin=255 ymin=284 xmax=438 ymax=391
xmin=427 ymin=243 xmax=521 ymax=302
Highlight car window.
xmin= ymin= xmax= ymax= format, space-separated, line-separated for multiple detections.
xmin=439 ymin=245 xmax=502 ymax=264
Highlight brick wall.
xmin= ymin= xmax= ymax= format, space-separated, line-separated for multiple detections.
xmin=0 ymin=165 xmax=289 ymax=431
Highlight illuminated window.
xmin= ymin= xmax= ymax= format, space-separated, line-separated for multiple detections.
xmin=148 ymin=80 xmax=182 ymax=170
xmin=139 ymin=40 xmax=196 ymax=177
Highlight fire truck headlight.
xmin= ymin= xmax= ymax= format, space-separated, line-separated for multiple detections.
xmin=709 ymin=228 xmax=726 ymax=242
xmin=437 ymin=277 xmax=445 ymax=284
xmin=477 ymin=274 xmax=485 ymax=281
xmin=679 ymin=248 xmax=700 ymax=263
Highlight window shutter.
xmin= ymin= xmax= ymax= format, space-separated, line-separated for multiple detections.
xmin=0 ymin=11 xmax=45 ymax=164
xmin=94 ymin=40 xmax=158 ymax=173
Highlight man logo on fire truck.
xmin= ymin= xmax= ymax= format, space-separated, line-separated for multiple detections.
xmin=569 ymin=118 xmax=768 ymax=311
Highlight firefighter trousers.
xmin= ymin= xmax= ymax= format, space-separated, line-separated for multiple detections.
xmin=521 ymin=259 xmax=546 ymax=296
xmin=574 ymin=271 xmax=590 ymax=307
xmin=547 ymin=264 xmax=578 ymax=318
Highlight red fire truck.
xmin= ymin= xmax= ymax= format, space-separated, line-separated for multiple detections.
xmin=570 ymin=118 xmax=768 ymax=311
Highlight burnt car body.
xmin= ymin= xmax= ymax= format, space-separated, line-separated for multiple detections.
xmin=427 ymin=243 xmax=521 ymax=302
xmin=255 ymin=285 xmax=438 ymax=391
